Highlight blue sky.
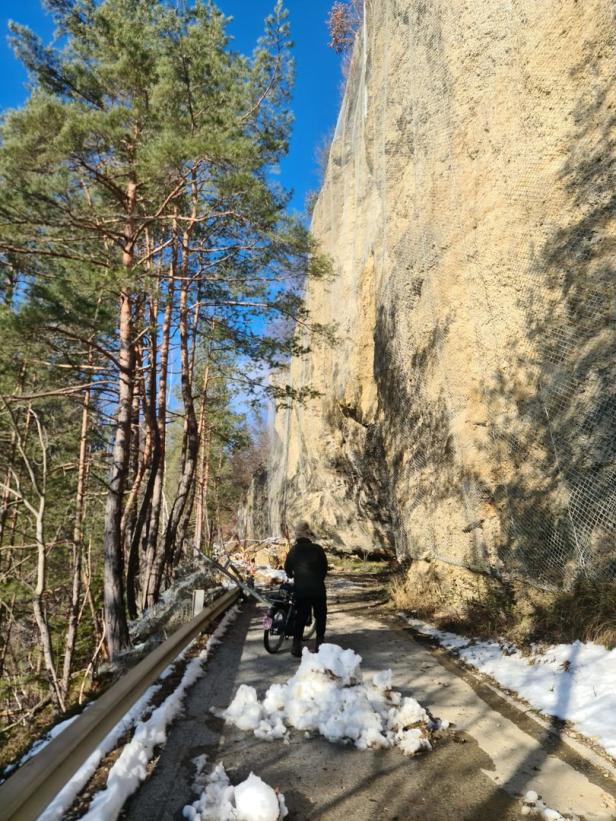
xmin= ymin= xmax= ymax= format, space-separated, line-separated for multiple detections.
xmin=0 ymin=0 xmax=342 ymax=215
xmin=0 ymin=1 xmax=342 ymax=423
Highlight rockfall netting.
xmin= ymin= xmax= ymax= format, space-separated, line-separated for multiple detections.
xmin=270 ymin=0 xmax=616 ymax=589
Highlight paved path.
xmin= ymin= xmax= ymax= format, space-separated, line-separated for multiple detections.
xmin=124 ymin=575 xmax=616 ymax=820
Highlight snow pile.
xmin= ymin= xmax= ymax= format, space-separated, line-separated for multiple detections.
xmin=191 ymin=753 xmax=210 ymax=794
xmin=406 ymin=617 xmax=616 ymax=760
xmin=521 ymin=790 xmax=575 ymax=820
xmin=183 ymin=762 xmax=287 ymax=821
xmin=39 ymin=605 xmax=239 ymax=821
xmin=223 ymin=644 xmax=435 ymax=755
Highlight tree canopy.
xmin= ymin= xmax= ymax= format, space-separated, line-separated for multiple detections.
xmin=0 ymin=0 xmax=330 ymax=766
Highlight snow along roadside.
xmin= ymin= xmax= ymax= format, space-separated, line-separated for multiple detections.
xmin=38 ymin=605 xmax=240 ymax=821
xmin=403 ymin=616 xmax=616 ymax=762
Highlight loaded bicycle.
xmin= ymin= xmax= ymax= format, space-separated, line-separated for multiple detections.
xmin=199 ymin=551 xmax=314 ymax=654
xmin=262 ymin=581 xmax=315 ymax=654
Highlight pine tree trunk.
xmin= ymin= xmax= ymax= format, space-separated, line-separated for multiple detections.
xmin=27 ymin=415 xmax=65 ymax=712
xmin=126 ymin=293 xmax=159 ymax=618
xmin=214 ymin=450 xmax=225 ymax=548
xmin=102 ymin=286 xmax=133 ymax=659
xmin=142 ymin=259 xmax=175 ymax=610
xmin=122 ymin=333 xmax=142 ymax=546
xmin=193 ymin=364 xmax=210 ymax=556
xmin=124 ymin=404 xmax=151 ymax=618
xmin=102 ymin=179 xmax=136 ymax=660
xmin=160 ymin=230 xmax=199 ymax=582
xmin=61 ymin=377 xmax=91 ymax=697
xmin=175 ymin=474 xmax=197 ymax=569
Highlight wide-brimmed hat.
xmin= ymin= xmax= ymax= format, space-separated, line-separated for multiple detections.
xmin=294 ymin=520 xmax=314 ymax=539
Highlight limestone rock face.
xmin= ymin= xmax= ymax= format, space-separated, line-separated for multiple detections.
xmin=237 ymin=466 xmax=270 ymax=542
xmin=265 ymin=0 xmax=616 ymax=587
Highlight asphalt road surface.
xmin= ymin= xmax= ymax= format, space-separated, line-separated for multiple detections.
xmin=123 ymin=575 xmax=616 ymax=821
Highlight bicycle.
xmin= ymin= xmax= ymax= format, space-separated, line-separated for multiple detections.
xmin=262 ymin=581 xmax=316 ymax=653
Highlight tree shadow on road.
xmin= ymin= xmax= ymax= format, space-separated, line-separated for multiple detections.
xmin=465 ymin=642 xmax=581 ymax=821
xmin=331 ymin=624 xmax=616 ymax=819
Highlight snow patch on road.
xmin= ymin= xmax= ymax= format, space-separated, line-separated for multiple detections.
xmin=223 ymin=643 xmax=436 ymax=755
xmin=405 ymin=616 xmax=616 ymax=760
xmin=183 ymin=761 xmax=288 ymax=821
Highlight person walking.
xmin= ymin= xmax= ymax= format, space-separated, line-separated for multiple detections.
xmin=284 ymin=521 xmax=328 ymax=658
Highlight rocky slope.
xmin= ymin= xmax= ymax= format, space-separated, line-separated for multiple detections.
xmin=253 ymin=0 xmax=616 ymax=587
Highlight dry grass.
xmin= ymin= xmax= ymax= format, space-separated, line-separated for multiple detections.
xmin=331 ymin=553 xmax=390 ymax=575
xmin=527 ymin=580 xmax=616 ymax=648
xmin=0 ymin=674 xmax=102 ymax=776
xmin=390 ymin=561 xmax=616 ymax=649
xmin=389 ymin=563 xmax=513 ymax=639
xmin=389 ymin=567 xmax=445 ymax=619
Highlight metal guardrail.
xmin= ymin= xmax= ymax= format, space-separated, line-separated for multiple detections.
xmin=0 ymin=587 xmax=241 ymax=821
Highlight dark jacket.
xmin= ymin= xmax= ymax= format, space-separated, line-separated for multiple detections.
xmin=284 ymin=538 xmax=328 ymax=598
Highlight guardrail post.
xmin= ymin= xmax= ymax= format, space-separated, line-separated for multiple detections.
xmin=192 ymin=589 xmax=205 ymax=616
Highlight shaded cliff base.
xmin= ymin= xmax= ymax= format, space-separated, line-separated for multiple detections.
xmin=389 ymin=558 xmax=616 ymax=649
xmin=327 ymin=543 xmax=391 ymax=563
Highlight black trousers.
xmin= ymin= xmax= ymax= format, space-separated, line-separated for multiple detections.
xmin=294 ymin=594 xmax=327 ymax=643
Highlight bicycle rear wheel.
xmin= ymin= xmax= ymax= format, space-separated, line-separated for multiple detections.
xmin=263 ymin=608 xmax=286 ymax=654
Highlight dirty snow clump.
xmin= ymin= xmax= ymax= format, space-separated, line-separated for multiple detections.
xmin=223 ymin=643 xmax=435 ymax=755
xmin=521 ymin=790 xmax=577 ymax=820
xmin=183 ymin=763 xmax=287 ymax=821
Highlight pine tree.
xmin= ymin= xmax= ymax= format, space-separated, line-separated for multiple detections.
xmin=0 ymin=0 xmax=329 ymax=664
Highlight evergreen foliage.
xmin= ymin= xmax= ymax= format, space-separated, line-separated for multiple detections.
xmin=0 ymin=0 xmax=330 ymax=766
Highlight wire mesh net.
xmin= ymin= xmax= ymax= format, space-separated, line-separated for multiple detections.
xmin=301 ymin=0 xmax=616 ymax=590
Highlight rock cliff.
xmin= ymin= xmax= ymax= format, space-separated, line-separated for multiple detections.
xmin=258 ymin=0 xmax=616 ymax=587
